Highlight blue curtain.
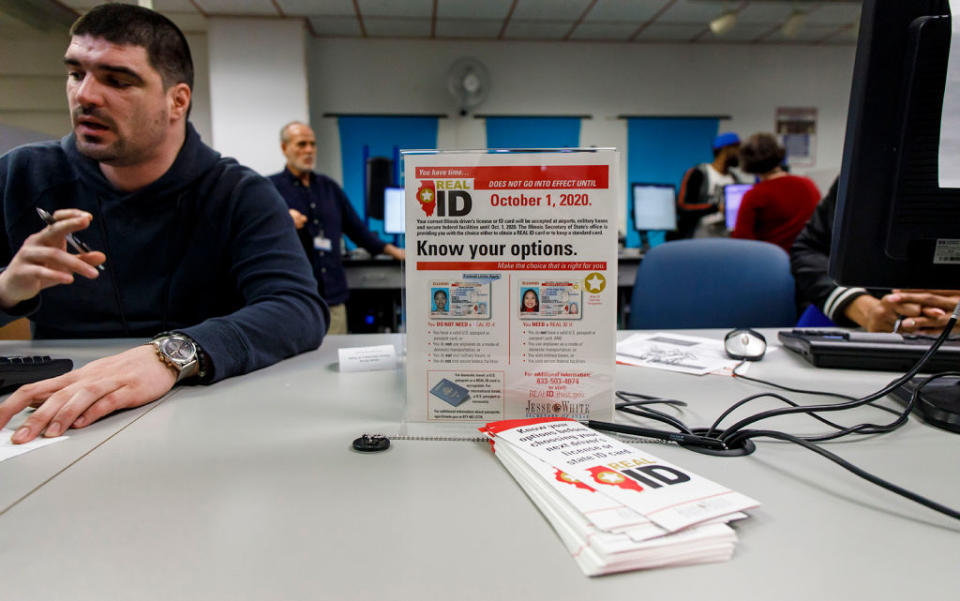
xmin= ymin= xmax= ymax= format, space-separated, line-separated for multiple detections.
xmin=337 ymin=116 xmax=439 ymax=247
xmin=485 ymin=117 xmax=581 ymax=148
xmin=626 ymin=118 xmax=719 ymax=249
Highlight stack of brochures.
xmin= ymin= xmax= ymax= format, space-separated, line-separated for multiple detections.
xmin=480 ymin=418 xmax=759 ymax=576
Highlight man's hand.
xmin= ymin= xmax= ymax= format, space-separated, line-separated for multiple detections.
xmin=0 ymin=345 xmax=177 ymax=444
xmin=845 ymin=295 xmax=897 ymax=332
xmin=845 ymin=290 xmax=960 ymax=333
xmin=384 ymin=244 xmax=405 ymax=261
xmin=288 ymin=209 xmax=307 ymax=230
xmin=883 ymin=289 xmax=960 ymax=333
xmin=0 ymin=209 xmax=105 ymax=310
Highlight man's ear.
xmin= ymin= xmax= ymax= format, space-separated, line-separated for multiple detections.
xmin=169 ymin=83 xmax=191 ymax=121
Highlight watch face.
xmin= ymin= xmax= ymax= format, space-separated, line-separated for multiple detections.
xmin=161 ymin=337 xmax=196 ymax=362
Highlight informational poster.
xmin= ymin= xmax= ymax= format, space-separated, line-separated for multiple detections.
xmin=404 ymin=150 xmax=618 ymax=423
xmin=775 ymin=107 xmax=817 ymax=168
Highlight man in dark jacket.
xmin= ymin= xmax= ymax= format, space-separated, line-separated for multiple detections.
xmin=791 ymin=179 xmax=958 ymax=332
xmin=0 ymin=4 xmax=327 ymax=444
xmin=269 ymin=121 xmax=404 ymax=334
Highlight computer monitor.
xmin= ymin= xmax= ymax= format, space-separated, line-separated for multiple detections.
xmin=631 ymin=183 xmax=676 ymax=232
xmin=831 ymin=0 xmax=960 ymax=288
xmin=830 ymin=0 xmax=960 ymax=430
xmin=383 ymin=186 xmax=405 ymax=235
xmin=723 ymin=183 xmax=753 ymax=231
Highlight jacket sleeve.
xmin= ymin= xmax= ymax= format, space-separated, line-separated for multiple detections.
xmin=677 ymin=167 xmax=714 ymax=212
xmin=336 ymin=183 xmax=387 ymax=256
xmin=0 ymin=154 xmax=41 ymax=325
xmin=790 ymin=179 xmax=868 ymax=326
xmin=178 ymin=176 xmax=329 ymax=383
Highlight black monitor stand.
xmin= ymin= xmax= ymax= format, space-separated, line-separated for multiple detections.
xmin=890 ymin=376 xmax=960 ymax=434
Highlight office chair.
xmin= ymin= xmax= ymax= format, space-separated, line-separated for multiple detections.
xmin=627 ymin=238 xmax=797 ymax=329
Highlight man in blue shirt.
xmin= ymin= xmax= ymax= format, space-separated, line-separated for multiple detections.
xmin=0 ymin=4 xmax=325 ymax=444
xmin=269 ymin=122 xmax=404 ymax=334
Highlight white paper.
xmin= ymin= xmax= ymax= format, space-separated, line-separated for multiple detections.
xmin=337 ymin=344 xmax=397 ymax=372
xmin=404 ymin=151 xmax=619 ymax=423
xmin=484 ymin=419 xmax=759 ymax=532
xmin=940 ymin=0 xmax=960 ymax=187
xmin=0 ymin=428 xmax=67 ymax=462
xmin=494 ymin=438 xmax=739 ymax=576
xmin=616 ymin=332 xmax=745 ymax=375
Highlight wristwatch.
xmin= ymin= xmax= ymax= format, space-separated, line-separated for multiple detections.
xmin=151 ymin=333 xmax=200 ymax=382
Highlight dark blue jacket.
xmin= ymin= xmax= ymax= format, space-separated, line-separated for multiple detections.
xmin=268 ymin=169 xmax=385 ymax=305
xmin=0 ymin=124 xmax=327 ymax=382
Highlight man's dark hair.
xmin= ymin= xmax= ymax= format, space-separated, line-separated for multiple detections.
xmin=739 ymin=133 xmax=786 ymax=174
xmin=70 ymin=3 xmax=193 ymax=92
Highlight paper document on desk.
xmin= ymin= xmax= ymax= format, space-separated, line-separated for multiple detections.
xmin=481 ymin=417 xmax=756 ymax=576
xmin=616 ymin=332 xmax=748 ymax=375
xmin=0 ymin=428 xmax=68 ymax=462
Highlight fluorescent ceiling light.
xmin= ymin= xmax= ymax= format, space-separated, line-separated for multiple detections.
xmin=782 ymin=10 xmax=806 ymax=38
xmin=709 ymin=11 xmax=737 ymax=36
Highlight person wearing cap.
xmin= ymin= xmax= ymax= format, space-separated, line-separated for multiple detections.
xmin=671 ymin=132 xmax=745 ymax=240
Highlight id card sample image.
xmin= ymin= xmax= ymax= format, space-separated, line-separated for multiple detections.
xmin=449 ymin=281 xmax=491 ymax=319
xmin=430 ymin=286 xmax=450 ymax=316
xmin=519 ymin=281 xmax=583 ymax=319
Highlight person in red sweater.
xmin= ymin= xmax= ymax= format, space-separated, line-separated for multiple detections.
xmin=731 ymin=133 xmax=820 ymax=253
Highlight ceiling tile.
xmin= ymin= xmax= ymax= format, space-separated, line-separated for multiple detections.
xmin=569 ymin=22 xmax=637 ymax=41
xmin=512 ymin=0 xmax=592 ymax=21
xmin=308 ymin=15 xmax=362 ymax=36
xmin=438 ymin=0 xmax=514 ymax=20
xmin=62 ymin=0 xmax=198 ymax=9
xmin=805 ymin=2 xmax=861 ymax=26
xmin=195 ymin=0 xmax=280 ymax=15
xmin=436 ymin=19 xmax=502 ymax=39
xmin=769 ymin=23 xmax=852 ymax=43
xmin=735 ymin=2 xmax=796 ymax=25
xmin=585 ymin=0 xmax=669 ymax=23
xmin=155 ymin=0 xmax=201 ymax=10
xmin=658 ymin=0 xmax=729 ymax=24
xmin=278 ymin=0 xmax=356 ymax=17
xmin=634 ymin=22 xmax=704 ymax=42
xmin=704 ymin=23 xmax=773 ymax=42
xmin=363 ymin=17 xmax=432 ymax=37
xmin=165 ymin=12 xmax=209 ymax=32
xmin=358 ymin=0 xmax=433 ymax=18
xmin=503 ymin=20 xmax=572 ymax=40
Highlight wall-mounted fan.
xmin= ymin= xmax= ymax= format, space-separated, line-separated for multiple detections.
xmin=446 ymin=57 xmax=490 ymax=116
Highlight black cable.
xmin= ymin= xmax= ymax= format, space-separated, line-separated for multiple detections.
xmin=615 ymin=392 xmax=692 ymax=433
xmin=726 ymin=429 xmax=959 ymax=521
xmin=612 ymin=302 xmax=960 ymax=520
xmin=715 ymin=313 xmax=958 ymax=444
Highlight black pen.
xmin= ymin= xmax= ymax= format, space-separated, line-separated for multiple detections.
xmin=586 ymin=420 xmax=726 ymax=450
xmin=36 ymin=207 xmax=104 ymax=271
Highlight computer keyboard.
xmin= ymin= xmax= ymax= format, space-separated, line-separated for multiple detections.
xmin=0 ymin=356 xmax=73 ymax=395
xmin=778 ymin=329 xmax=960 ymax=372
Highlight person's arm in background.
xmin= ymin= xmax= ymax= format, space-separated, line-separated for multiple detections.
xmin=677 ymin=167 xmax=713 ymax=212
xmin=790 ymin=179 xmax=871 ymax=326
xmin=335 ymin=182 xmax=405 ymax=260
xmin=792 ymin=179 xmax=959 ymax=332
xmin=730 ymin=189 xmax=758 ymax=240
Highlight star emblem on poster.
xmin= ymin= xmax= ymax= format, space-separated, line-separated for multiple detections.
xmin=584 ymin=272 xmax=606 ymax=294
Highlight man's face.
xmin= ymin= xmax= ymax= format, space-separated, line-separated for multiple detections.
xmin=282 ymin=124 xmax=317 ymax=175
xmin=65 ymin=35 xmax=177 ymax=166
xmin=722 ymin=145 xmax=741 ymax=168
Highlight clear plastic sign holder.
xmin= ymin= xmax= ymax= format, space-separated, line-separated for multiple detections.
xmin=394 ymin=148 xmax=619 ymax=440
